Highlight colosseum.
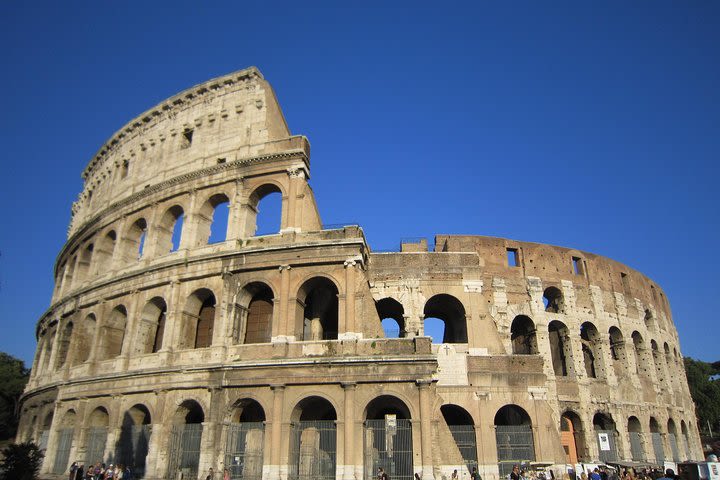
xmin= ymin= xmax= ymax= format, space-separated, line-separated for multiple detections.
xmin=18 ymin=67 xmax=702 ymax=480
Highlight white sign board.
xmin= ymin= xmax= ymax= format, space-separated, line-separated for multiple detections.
xmin=598 ymin=433 xmax=611 ymax=451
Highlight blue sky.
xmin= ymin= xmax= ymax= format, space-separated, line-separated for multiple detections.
xmin=1 ymin=2 xmax=718 ymax=367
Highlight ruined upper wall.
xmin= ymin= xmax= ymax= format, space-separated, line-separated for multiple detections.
xmin=434 ymin=234 xmax=672 ymax=320
xmin=68 ymin=67 xmax=298 ymax=237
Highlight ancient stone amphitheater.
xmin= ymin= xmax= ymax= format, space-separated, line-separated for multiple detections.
xmin=18 ymin=67 xmax=701 ymax=480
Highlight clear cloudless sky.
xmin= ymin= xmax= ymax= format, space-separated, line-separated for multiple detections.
xmin=1 ymin=2 xmax=718 ymax=367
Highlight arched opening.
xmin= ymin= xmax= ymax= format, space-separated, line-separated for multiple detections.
xmin=180 ymin=289 xmax=216 ymax=349
xmin=667 ymin=418 xmax=680 ymax=461
xmin=122 ymin=218 xmax=148 ymax=263
xmin=628 ymin=416 xmax=644 ymax=461
xmin=236 ymin=282 xmax=274 ymax=344
xmin=168 ymin=400 xmax=205 ymax=480
xmin=98 ymin=305 xmax=127 ymax=360
xmin=226 ymin=399 xmax=266 ymax=480
xmin=681 ymin=420 xmax=691 ymax=460
xmin=52 ymin=410 xmax=76 ymax=474
xmin=580 ymin=322 xmax=604 ymax=379
xmin=62 ymin=256 xmax=76 ymax=293
xmin=116 ymin=404 xmax=152 ymax=478
xmin=651 ymin=340 xmax=665 ymax=386
xmin=608 ymin=327 xmax=627 ymax=378
xmin=664 ymin=343 xmax=676 ymax=392
xmin=423 ymin=294 xmax=467 ymax=344
xmin=73 ymin=314 xmax=96 ymax=365
xmin=593 ymin=413 xmax=618 ymax=463
xmin=632 ymin=331 xmax=652 ymax=379
xmin=40 ymin=328 xmax=56 ymax=374
xmin=198 ymin=193 xmax=231 ymax=244
xmin=93 ymin=231 xmax=116 ymax=274
xmin=649 ymin=417 xmax=664 ymax=463
xmin=644 ymin=309 xmax=655 ymax=330
xmin=157 ymin=205 xmax=185 ymax=254
xmin=135 ymin=297 xmax=167 ymax=354
xmin=76 ymin=243 xmax=94 ymax=282
xmin=298 ymin=277 xmax=339 ymax=341
xmin=85 ymin=407 xmax=109 ymax=466
xmin=561 ymin=411 xmax=585 ymax=464
xmin=38 ymin=411 xmax=53 ymax=452
xmin=364 ymin=396 xmax=413 ymax=480
xmin=440 ymin=405 xmax=477 ymax=476
xmin=249 ymin=184 xmax=282 ymax=236
xmin=289 ymin=396 xmax=337 ymax=480
xmin=543 ymin=286 xmax=564 ymax=313
xmin=55 ymin=321 xmax=73 ymax=370
xmin=511 ymin=315 xmax=538 ymax=354
xmin=376 ymin=298 xmax=405 ymax=338
xmin=548 ymin=321 xmax=573 ymax=377
xmin=494 ymin=405 xmax=535 ymax=477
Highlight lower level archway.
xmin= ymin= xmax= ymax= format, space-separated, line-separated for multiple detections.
xmin=289 ymin=396 xmax=337 ymax=480
xmin=115 ymin=405 xmax=152 ymax=478
xmin=167 ymin=400 xmax=204 ymax=480
xmin=439 ymin=404 xmax=477 ymax=478
xmin=225 ymin=399 xmax=266 ymax=480
xmin=364 ymin=396 xmax=414 ymax=480
xmin=494 ymin=405 xmax=535 ymax=477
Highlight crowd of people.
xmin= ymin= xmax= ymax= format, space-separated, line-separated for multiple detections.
xmin=68 ymin=462 xmax=133 ymax=480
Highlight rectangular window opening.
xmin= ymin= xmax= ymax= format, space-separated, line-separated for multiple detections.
xmin=572 ymin=256 xmax=584 ymax=275
xmin=507 ymin=248 xmax=519 ymax=267
xmin=121 ymin=160 xmax=129 ymax=179
xmin=217 ymin=157 xmax=226 ymax=164
xmin=182 ymin=128 xmax=194 ymax=147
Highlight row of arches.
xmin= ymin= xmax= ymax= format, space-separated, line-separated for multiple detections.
xmin=34 ymin=397 xmax=544 ymax=480
xmin=377 ymin=294 xmax=468 ymax=343
xmin=55 ymin=184 xmax=283 ymax=300
xmin=36 ymin=276 xmax=344 ymax=376
xmin=509 ymin=315 xmax=684 ymax=391
xmin=560 ymin=410 xmax=694 ymax=465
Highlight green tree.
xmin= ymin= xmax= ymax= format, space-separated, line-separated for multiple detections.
xmin=684 ymin=357 xmax=720 ymax=435
xmin=0 ymin=352 xmax=30 ymax=441
xmin=0 ymin=442 xmax=44 ymax=480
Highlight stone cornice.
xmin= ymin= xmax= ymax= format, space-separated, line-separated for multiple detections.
xmin=82 ymin=66 xmax=263 ymax=180
xmin=62 ymin=148 xmax=309 ymax=264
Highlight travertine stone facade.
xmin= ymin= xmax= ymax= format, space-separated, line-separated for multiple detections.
xmin=19 ymin=67 xmax=701 ymax=480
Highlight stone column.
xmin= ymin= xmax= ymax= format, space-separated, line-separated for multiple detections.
xmin=341 ymin=259 xmax=358 ymax=338
xmin=273 ymin=266 xmax=292 ymax=342
xmin=342 ymin=382 xmax=357 ymax=480
xmin=417 ymin=380 xmax=435 ymax=480
xmin=118 ymin=290 xmax=141 ymax=370
xmin=159 ymin=280 xmax=183 ymax=363
xmin=268 ymin=385 xmax=285 ymax=480
xmin=145 ymin=390 xmax=168 ymax=480
xmin=226 ymin=178 xmax=244 ymax=240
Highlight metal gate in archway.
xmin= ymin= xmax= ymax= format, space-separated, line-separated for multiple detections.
xmin=116 ymin=424 xmax=152 ymax=478
xmin=167 ymin=424 xmax=203 ymax=480
xmin=288 ymin=421 xmax=336 ymax=480
xmin=85 ymin=427 xmax=108 ymax=465
xmin=651 ymin=432 xmax=665 ymax=464
xmin=224 ymin=422 xmax=265 ymax=480
xmin=447 ymin=425 xmax=479 ymax=476
xmin=495 ymin=425 xmax=535 ymax=478
xmin=629 ymin=432 xmax=644 ymax=461
xmin=596 ymin=430 xmax=618 ymax=463
xmin=364 ymin=419 xmax=413 ymax=480
xmin=52 ymin=428 xmax=74 ymax=474
xmin=668 ymin=433 xmax=680 ymax=461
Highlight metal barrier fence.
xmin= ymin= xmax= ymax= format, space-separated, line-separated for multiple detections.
xmin=52 ymin=428 xmax=74 ymax=474
xmin=447 ymin=424 xmax=478 ymax=475
xmin=288 ymin=421 xmax=337 ymax=480
xmin=364 ymin=419 xmax=414 ymax=480
xmin=168 ymin=423 xmax=203 ymax=480
xmin=85 ymin=427 xmax=108 ymax=465
xmin=39 ymin=430 xmax=49 ymax=452
xmin=116 ymin=424 xmax=152 ymax=478
xmin=224 ymin=423 xmax=265 ymax=480
xmin=651 ymin=432 xmax=665 ymax=464
xmin=495 ymin=425 xmax=535 ymax=478
xmin=595 ymin=430 xmax=618 ymax=463
xmin=668 ymin=433 xmax=680 ymax=462
xmin=629 ymin=432 xmax=644 ymax=461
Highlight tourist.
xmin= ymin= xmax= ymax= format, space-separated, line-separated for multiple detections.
xmin=206 ymin=467 xmax=215 ymax=480
xmin=452 ymin=470 xmax=459 ymax=480
xmin=471 ymin=467 xmax=482 ymax=480
xmin=378 ymin=467 xmax=389 ymax=480
xmin=224 ymin=468 xmax=231 ymax=480
xmin=511 ymin=465 xmax=521 ymax=480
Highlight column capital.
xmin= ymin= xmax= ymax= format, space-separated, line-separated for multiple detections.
xmin=341 ymin=381 xmax=357 ymax=389
xmin=270 ymin=384 xmax=286 ymax=391
xmin=278 ymin=265 xmax=292 ymax=272
xmin=416 ymin=378 xmax=434 ymax=388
